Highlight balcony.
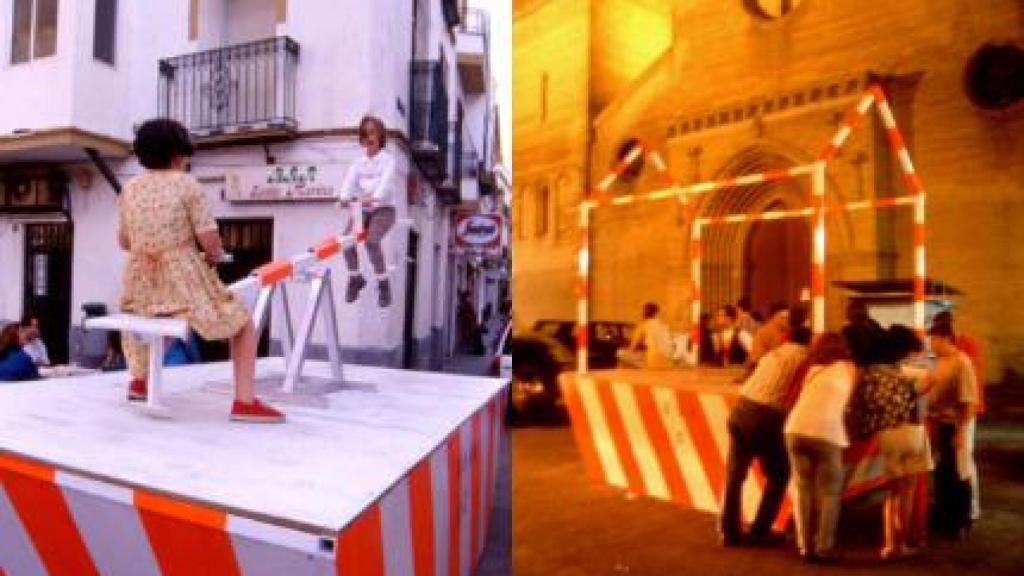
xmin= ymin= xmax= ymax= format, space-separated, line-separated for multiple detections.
xmin=410 ymin=61 xmax=449 ymax=180
xmin=456 ymin=8 xmax=489 ymax=93
xmin=158 ymin=37 xmax=300 ymax=144
xmin=437 ymin=123 xmax=462 ymax=205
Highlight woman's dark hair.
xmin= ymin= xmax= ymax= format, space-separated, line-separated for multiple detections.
xmin=805 ymin=332 xmax=852 ymax=366
xmin=788 ymin=305 xmax=808 ymax=329
xmin=842 ymin=323 xmax=882 ymax=366
xmin=643 ymin=302 xmax=660 ymax=319
xmin=134 ymin=119 xmax=194 ymax=169
xmin=928 ymin=321 xmax=955 ymax=339
xmin=790 ymin=326 xmax=812 ymax=346
xmin=358 ymin=114 xmax=387 ymax=147
xmin=885 ymin=324 xmax=923 ymax=363
xmin=722 ymin=304 xmax=738 ymax=320
xmin=0 ymin=323 xmax=21 ymax=357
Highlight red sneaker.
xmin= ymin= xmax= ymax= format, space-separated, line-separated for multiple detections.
xmin=230 ymin=398 xmax=285 ymax=423
xmin=128 ymin=378 xmax=147 ymax=402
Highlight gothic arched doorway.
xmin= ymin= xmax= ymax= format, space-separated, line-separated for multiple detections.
xmin=698 ymin=146 xmax=811 ymax=316
xmin=743 ymin=200 xmax=810 ymax=316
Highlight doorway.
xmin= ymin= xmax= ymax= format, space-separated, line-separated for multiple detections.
xmin=23 ymin=222 xmax=73 ymax=365
xmin=199 ymin=218 xmax=274 ymax=362
xmin=743 ymin=203 xmax=810 ymax=316
xmin=402 ymin=231 xmax=420 ymax=369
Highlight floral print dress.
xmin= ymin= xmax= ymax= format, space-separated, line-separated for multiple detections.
xmin=118 ymin=170 xmax=249 ymax=376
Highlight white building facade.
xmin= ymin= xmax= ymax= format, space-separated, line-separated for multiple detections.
xmin=0 ymin=0 xmax=500 ymax=369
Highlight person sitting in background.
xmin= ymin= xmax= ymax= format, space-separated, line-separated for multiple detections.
xmin=0 ymin=323 xmax=41 ymax=381
xmin=18 ymin=315 xmax=50 ymax=367
xmin=714 ymin=305 xmax=752 ymax=367
xmin=784 ymin=333 xmax=858 ymax=563
xmin=618 ymin=302 xmax=673 ymax=369
xmin=847 ymin=325 xmax=933 ymax=559
xmin=749 ymin=303 xmax=789 ymax=366
xmin=164 ymin=331 xmax=202 ymax=366
xmin=736 ymin=296 xmax=760 ymax=336
xmin=926 ymin=322 xmax=979 ymax=538
xmin=101 ymin=331 xmax=127 ymax=372
xmin=720 ymin=325 xmax=812 ymax=547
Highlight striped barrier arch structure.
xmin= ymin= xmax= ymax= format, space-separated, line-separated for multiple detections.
xmin=575 ymin=85 xmax=929 ymax=371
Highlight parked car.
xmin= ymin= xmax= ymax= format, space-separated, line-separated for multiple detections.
xmin=510 ymin=319 xmax=633 ymax=421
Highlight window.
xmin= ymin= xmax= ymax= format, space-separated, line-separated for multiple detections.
xmin=540 ymin=73 xmax=549 ymax=123
xmin=11 ymin=0 xmax=58 ymax=64
xmin=93 ymin=0 xmax=116 ymax=64
xmin=743 ymin=0 xmax=803 ymax=19
xmin=535 ymin=185 xmax=549 ymax=237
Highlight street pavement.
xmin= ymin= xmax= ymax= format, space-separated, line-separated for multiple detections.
xmin=511 ymin=384 xmax=1024 ymax=575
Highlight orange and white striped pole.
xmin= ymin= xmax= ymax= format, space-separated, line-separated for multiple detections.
xmin=818 ymin=90 xmax=877 ymax=162
xmin=577 ymin=204 xmax=592 ymax=374
xmin=811 ymin=161 xmax=827 ymax=336
xmin=871 ymin=85 xmax=928 ymax=331
xmin=690 ymin=223 xmax=703 ymax=363
xmin=577 ymin=141 xmax=648 ymax=373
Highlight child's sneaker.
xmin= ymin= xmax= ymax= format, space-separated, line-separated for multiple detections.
xmin=378 ymin=279 xmax=392 ymax=307
xmin=128 ymin=378 xmax=147 ymax=402
xmin=230 ymin=398 xmax=285 ymax=423
xmin=346 ymin=275 xmax=367 ymax=303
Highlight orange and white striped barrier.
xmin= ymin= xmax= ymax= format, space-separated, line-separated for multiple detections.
xmin=575 ymin=85 xmax=930 ymax=368
xmin=561 ymin=372 xmax=895 ymax=531
xmin=0 ymin=388 xmax=506 ymax=576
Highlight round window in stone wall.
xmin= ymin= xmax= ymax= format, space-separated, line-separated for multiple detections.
xmin=743 ymin=0 xmax=803 ymax=19
xmin=964 ymin=43 xmax=1024 ymax=110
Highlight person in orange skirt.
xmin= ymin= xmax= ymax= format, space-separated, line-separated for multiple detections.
xmin=117 ymin=119 xmax=284 ymax=423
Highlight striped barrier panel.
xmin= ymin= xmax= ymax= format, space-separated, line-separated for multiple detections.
xmin=0 ymin=392 xmax=506 ymax=576
xmin=560 ymin=374 xmax=891 ymax=531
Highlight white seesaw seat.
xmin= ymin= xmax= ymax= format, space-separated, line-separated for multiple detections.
xmin=84 ymin=313 xmax=189 ymax=415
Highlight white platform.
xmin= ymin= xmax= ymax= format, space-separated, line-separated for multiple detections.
xmin=0 ymin=358 xmax=506 ymax=538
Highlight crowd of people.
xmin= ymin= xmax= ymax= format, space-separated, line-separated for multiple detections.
xmin=717 ymin=301 xmax=981 ymax=563
xmin=615 ymin=296 xmax=983 ymax=562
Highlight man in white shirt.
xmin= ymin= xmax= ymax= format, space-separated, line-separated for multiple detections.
xmin=720 ymin=326 xmax=810 ymax=546
xmin=339 ymin=115 xmax=397 ymax=307
xmin=19 ymin=316 xmax=50 ymax=367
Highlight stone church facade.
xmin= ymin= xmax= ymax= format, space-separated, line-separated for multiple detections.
xmin=514 ymin=0 xmax=1024 ymax=381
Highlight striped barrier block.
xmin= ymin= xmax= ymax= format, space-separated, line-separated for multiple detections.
xmin=561 ymin=372 xmax=892 ymax=531
xmin=0 ymin=361 xmax=507 ymax=576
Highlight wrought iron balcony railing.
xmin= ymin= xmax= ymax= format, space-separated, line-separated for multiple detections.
xmin=410 ymin=61 xmax=450 ymax=179
xmin=158 ymin=37 xmax=299 ymax=139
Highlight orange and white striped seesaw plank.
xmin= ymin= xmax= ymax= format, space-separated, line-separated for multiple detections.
xmin=560 ymin=372 xmax=889 ymax=531
xmin=0 ymin=392 xmax=506 ymax=576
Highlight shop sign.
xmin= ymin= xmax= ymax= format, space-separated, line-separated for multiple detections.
xmin=225 ymin=164 xmax=346 ymax=202
xmin=453 ymin=212 xmax=504 ymax=257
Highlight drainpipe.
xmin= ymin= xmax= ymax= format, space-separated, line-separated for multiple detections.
xmin=84 ymin=148 xmax=122 ymax=195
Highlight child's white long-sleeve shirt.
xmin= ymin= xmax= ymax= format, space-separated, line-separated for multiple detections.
xmin=340 ymin=148 xmax=396 ymax=207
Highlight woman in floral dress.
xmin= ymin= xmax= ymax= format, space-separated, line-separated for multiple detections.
xmin=118 ymin=119 xmax=283 ymax=422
